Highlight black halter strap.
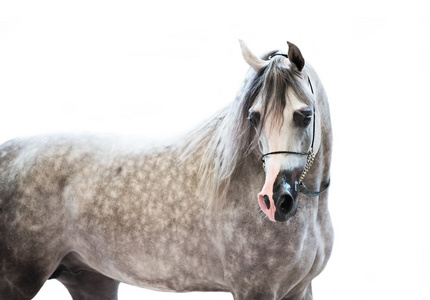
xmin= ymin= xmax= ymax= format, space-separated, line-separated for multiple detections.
xmin=261 ymin=150 xmax=310 ymax=162
xmin=268 ymin=53 xmax=289 ymax=59
xmin=299 ymin=179 xmax=330 ymax=197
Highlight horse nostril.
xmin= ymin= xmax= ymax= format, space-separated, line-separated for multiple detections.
xmin=263 ymin=195 xmax=270 ymax=210
xmin=278 ymin=193 xmax=294 ymax=214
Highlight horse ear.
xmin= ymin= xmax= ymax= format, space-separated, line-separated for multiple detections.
xmin=287 ymin=41 xmax=305 ymax=72
xmin=239 ymin=39 xmax=269 ymax=71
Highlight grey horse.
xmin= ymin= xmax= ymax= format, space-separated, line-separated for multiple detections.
xmin=0 ymin=40 xmax=333 ymax=300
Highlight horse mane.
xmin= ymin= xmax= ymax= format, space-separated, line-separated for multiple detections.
xmin=180 ymin=53 xmax=314 ymax=208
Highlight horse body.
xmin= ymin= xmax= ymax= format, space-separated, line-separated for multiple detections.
xmin=0 ymin=42 xmax=333 ymax=300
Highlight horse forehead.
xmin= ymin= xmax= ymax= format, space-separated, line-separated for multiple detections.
xmin=252 ymin=88 xmax=307 ymax=113
xmin=285 ymin=89 xmax=308 ymax=112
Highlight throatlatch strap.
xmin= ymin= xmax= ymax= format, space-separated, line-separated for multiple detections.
xmin=299 ymin=179 xmax=330 ymax=197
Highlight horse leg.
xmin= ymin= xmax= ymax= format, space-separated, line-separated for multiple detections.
xmin=0 ymin=253 xmax=58 ymax=300
xmin=53 ymin=268 xmax=120 ymax=300
xmin=50 ymin=252 xmax=119 ymax=300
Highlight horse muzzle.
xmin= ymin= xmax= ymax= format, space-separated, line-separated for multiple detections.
xmin=258 ymin=170 xmax=299 ymax=222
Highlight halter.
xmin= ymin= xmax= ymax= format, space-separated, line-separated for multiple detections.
xmin=261 ymin=53 xmax=330 ymax=197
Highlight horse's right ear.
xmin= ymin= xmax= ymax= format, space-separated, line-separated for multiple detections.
xmin=287 ymin=41 xmax=305 ymax=72
xmin=239 ymin=39 xmax=269 ymax=71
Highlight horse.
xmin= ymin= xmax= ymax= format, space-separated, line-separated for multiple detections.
xmin=0 ymin=40 xmax=333 ymax=300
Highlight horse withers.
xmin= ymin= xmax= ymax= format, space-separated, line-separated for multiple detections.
xmin=0 ymin=40 xmax=333 ymax=300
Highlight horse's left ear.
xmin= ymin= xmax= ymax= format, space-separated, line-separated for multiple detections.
xmin=287 ymin=41 xmax=305 ymax=72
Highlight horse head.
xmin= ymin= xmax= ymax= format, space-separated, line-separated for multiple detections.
xmin=240 ymin=40 xmax=324 ymax=222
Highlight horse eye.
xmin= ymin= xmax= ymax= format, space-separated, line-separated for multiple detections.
xmin=293 ymin=108 xmax=312 ymax=127
xmin=248 ymin=111 xmax=261 ymax=128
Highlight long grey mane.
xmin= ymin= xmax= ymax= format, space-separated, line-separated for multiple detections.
xmin=181 ymin=52 xmax=314 ymax=208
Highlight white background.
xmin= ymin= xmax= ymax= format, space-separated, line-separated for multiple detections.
xmin=1 ymin=1 xmax=429 ymax=299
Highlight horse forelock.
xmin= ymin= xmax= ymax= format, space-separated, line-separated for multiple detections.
xmin=245 ymin=55 xmax=315 ymax=132
xmin=180 ymin=53 xmax=315 ymax=209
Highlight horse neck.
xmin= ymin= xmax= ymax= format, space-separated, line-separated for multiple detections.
xmin=178 ymin=104 xmax=256 ymax=209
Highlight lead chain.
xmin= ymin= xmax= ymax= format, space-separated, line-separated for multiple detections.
xmin=299 ymin=149 xmax=315 ymax=183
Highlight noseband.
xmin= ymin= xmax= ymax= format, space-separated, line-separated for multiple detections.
xmin=261 ymin=53 xmax=330 ymax=197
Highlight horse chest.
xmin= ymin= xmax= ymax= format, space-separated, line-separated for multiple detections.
xmin=211 ymin=206 xmax=332 ymax=296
